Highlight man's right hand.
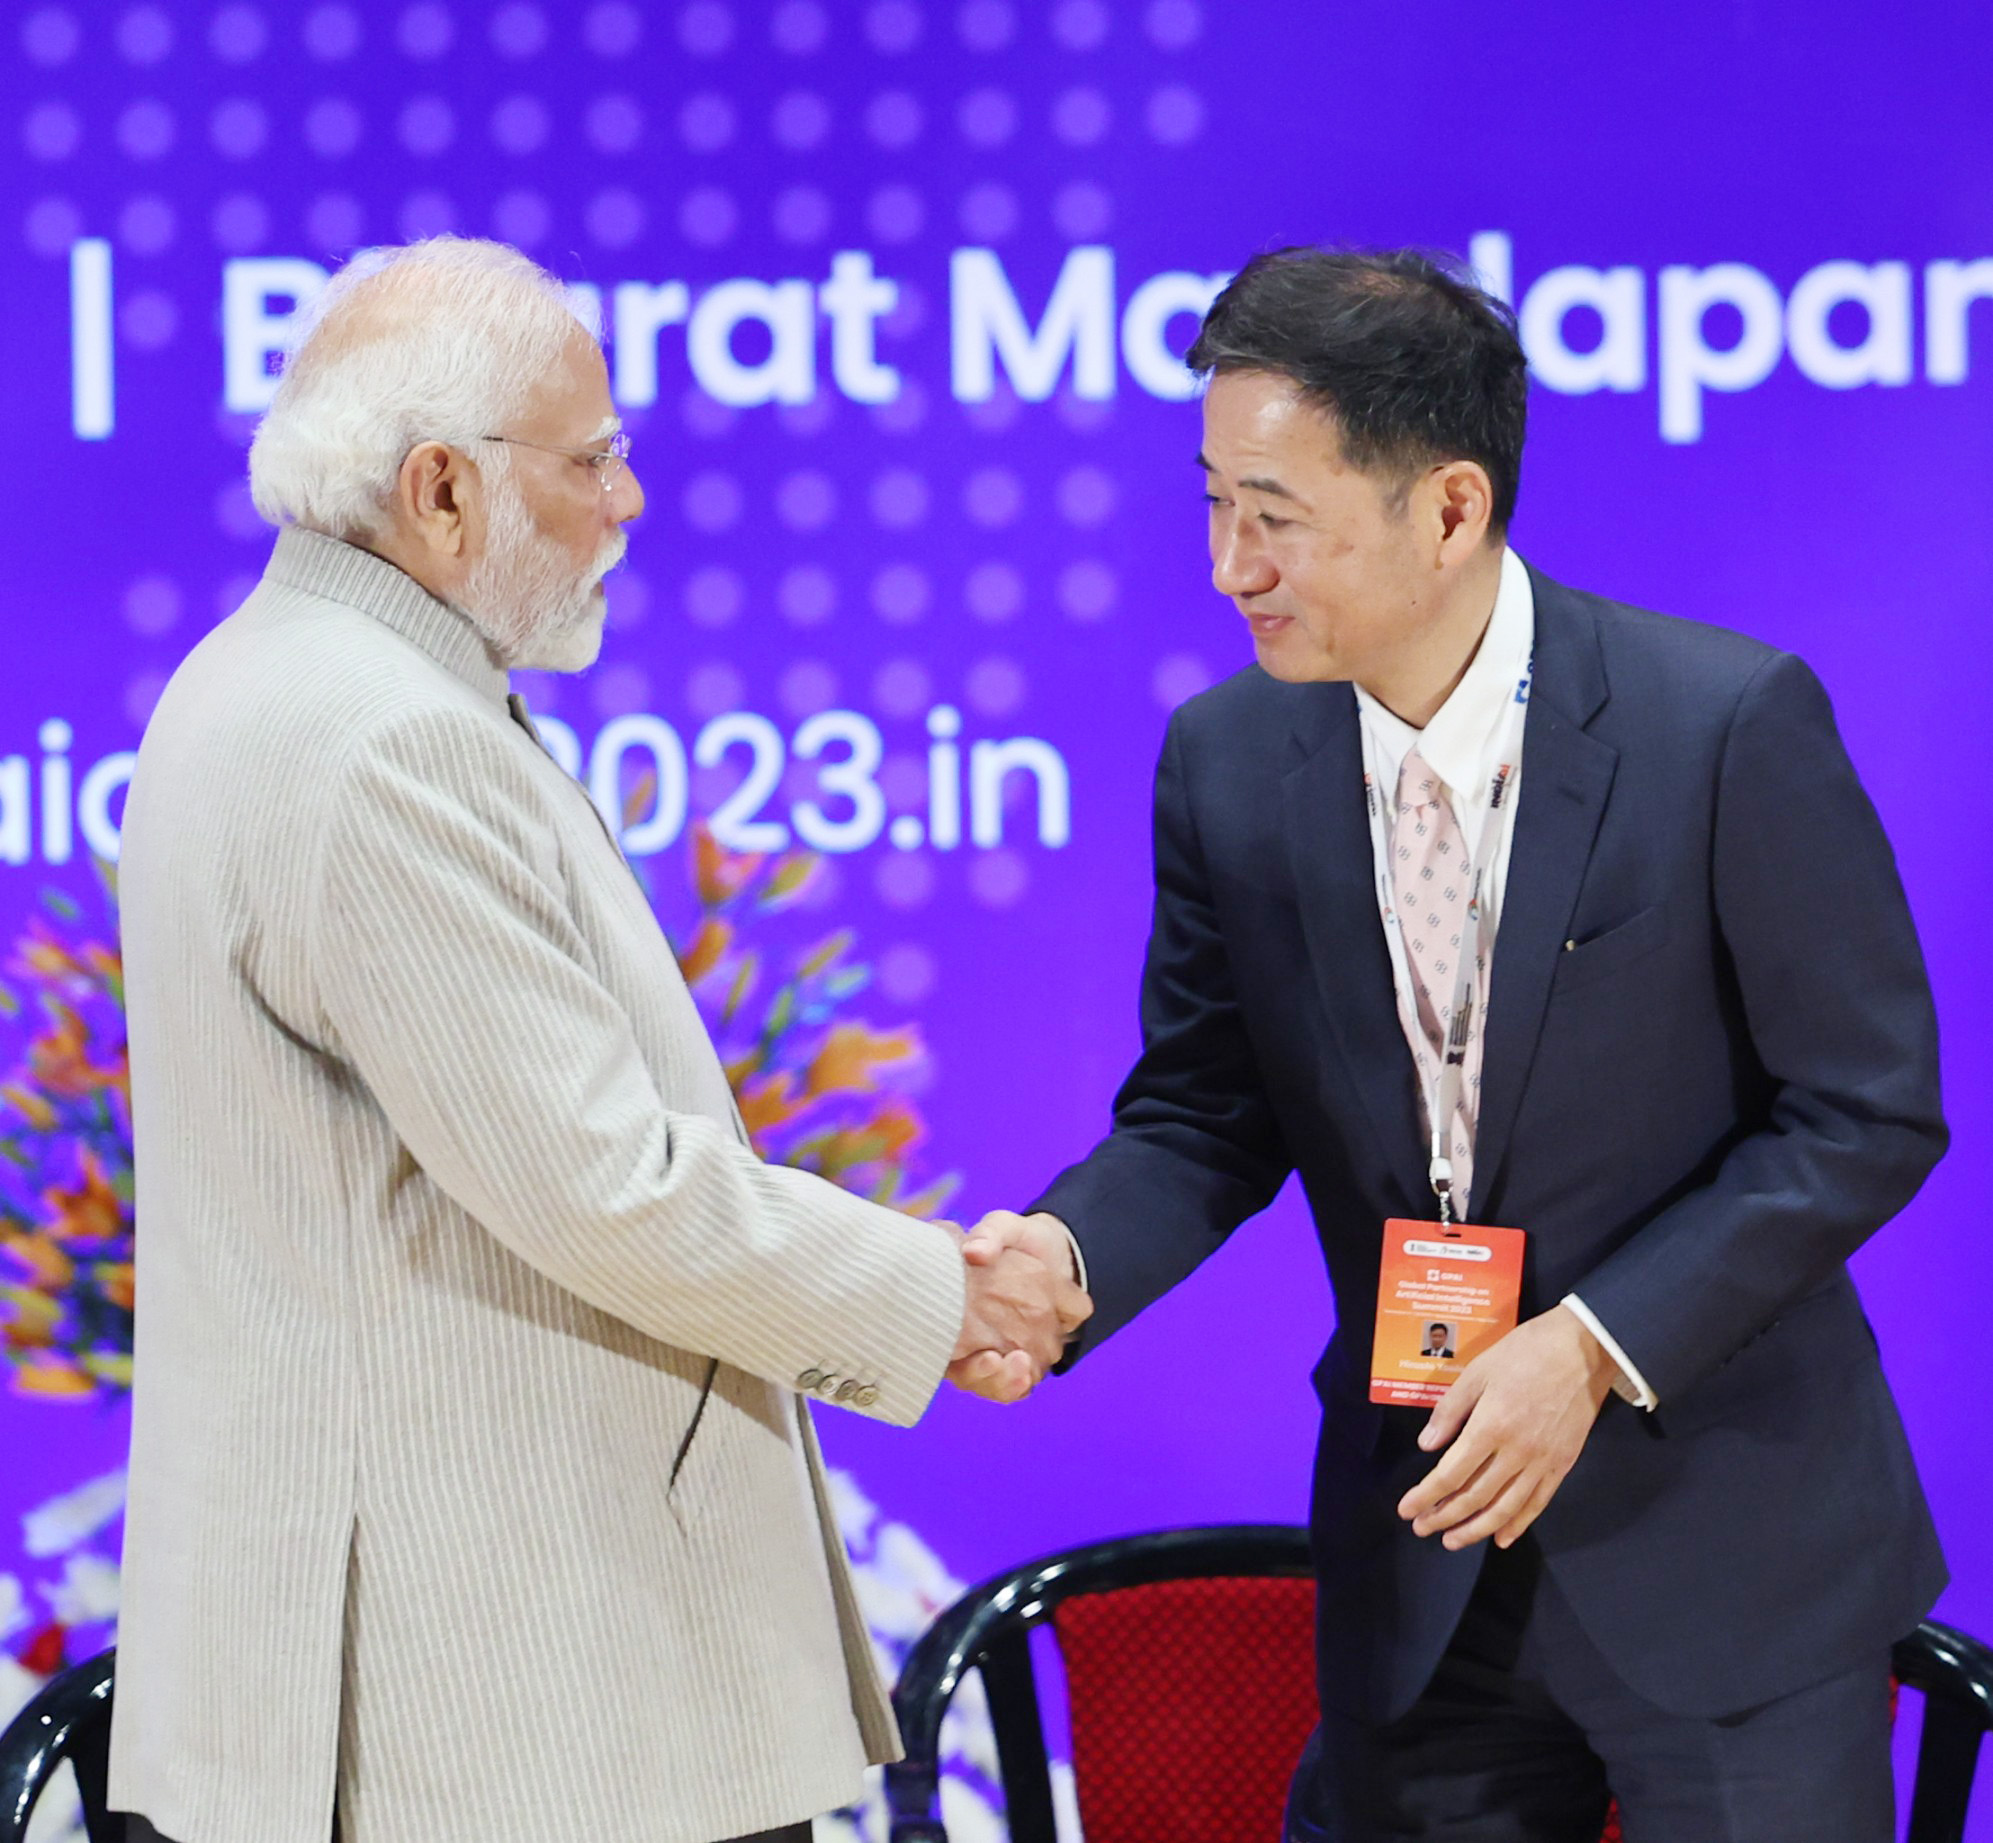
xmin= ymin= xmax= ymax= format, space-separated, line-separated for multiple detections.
xmin=948 ymin=1213 xmax=1090 ymax=1402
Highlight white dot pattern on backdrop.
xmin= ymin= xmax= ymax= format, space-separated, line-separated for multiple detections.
xmin=1057 ymin=466 xmax=1118 ymax=526
xmin=210 ymin=7 xmax=270 ymax=62
xmin=871 ymin=564 xmax=930 ymax=625
xmin=490 ymin=3 xmax=547 ymax=57
xmin=779 ymin=661 xmax=838 ymax=718
xmin=771 ymin=1 xmax=828 ymax=54
xmin=590 ymin=663 xmax=650 ymax=719
xmin=684 ymin=570 xmax=745 ymax=629
xmin=686 ymin=660 xmax=746 ymax=718
xmin=121 ymin=290 xmax=178 ymax=349
xmin=490 ymin=96 xmax=549 ymax=154
xmin=965 ymin=562 xmax=1024 ymax=622
xmin=1145 ymin=0 xmax=1203 ymax=47
xmin=870 ymin=469 xmax=930 ymax=530
xmin=778 ymin=566 xmax=837 ymax=625
xmin=1152 ymin=653 xmax=1213 ymax=709
xmin=874 ymin=659 xmax=932 ymax=717
xmin=958 ymin=2 xmax=1016 ymax=53
xmin=587 ymin=187 xmax=645 ymax=247
xmin=966 ymin=657 xmax=1025 ymax=717
xmin=1052 ymin=0 xmax=1109 ymax=49
xmin=212 ymin=193 xmax=270 ymax=250
xmin=397 ymin=4 xmax=454 ymax=59
xmin=25 ymin=104 xmax=82 ymax=161
xmin=118 ymin=8 xmax=174 ymax=64
xmin=970 ymin=850 xmax=1029 ymax=908
xmin=1053 ymin=181 xmax=1112 ymax=239
xmin=119 ymin=196 xmax=176 ymax=253
xmin=489 ymin=189 xmax=547 ymax=245
xmin=876 ymin=853 xmax=936 ymax=910
xmin=678 ymin=2 xmax=734 ymax=56
xmin=123 ymin=576 xmax=183 ymax=635
xmin=777 ymin=472 xmax=837 ymax=532
xmin=958 ymin=89 xmax=1017 ymax=147
xmin=772 ymin=91 xmax=831 ymax=149
xmin=773 ymin=186 xmax=831 ymax=244
xmin=1052 ymin=87 xmax=1110 ymax=145
xmin=680 ymin=94 xmax=735 ymax=151
xmin=587 ymin=95 xmax=644 ymax=153
xmin=867 ymin=185 xmax=924 ymax=243
xmin=397 ymin=190 xmax=454 ymax=239
xmin=23 ymin=10 xmax=83 ymax=65
xmin=865 ymin=91 xmax=923 ymax=148
xmin=959 ymin=183 xmax=1018 ymax=241
xmin=25 ymin=198 xmax=83 ymax=257
xmin=584 ymin=2 xmax=642 ymax=55
xmin=303 ymin=6 xmax=362 ymax=58
xmin=963 ymin=469 xmax=1023 ymax=527
xmin=398 ymin=96 xmax=455 ymax=156
xmin=118 ymin=101 xmax=176 ymax=162
xmin=306 ymin=99 xmax=364 ymax=157
xmin=877 ymin=944 xmax=936 ymax=1005
xmin=866 ymin=1 xmax=923 ymax=54
xmin=211 ymin=99 xmax=270 ymax=159
xmin=683 ymin=472 xmax=744 ymax=532
xmin=1148 ymin=84 xmax=1206 ymax=143
xmin=307 ymin=191 xmax=366 ymax=250
xmin=680 ymin=186 xmax=738 ymax=246
xmin=1058 ymin=559 xmax=1118 ymax=621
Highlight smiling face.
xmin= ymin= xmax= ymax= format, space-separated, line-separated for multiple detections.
xmin=1198 ymin=369 xmax=1501 ymax=720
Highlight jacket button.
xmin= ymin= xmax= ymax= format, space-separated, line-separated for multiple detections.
xmin=835 ymin=1379 xmax=860 ymax=1402
xmin=855 ymin=1385 xmax=880 ymax=1409
xmin=816 ymin=1374 xmax=842 ymax=1398
xmin=797 ymin=1368 xmax=823 ymax=1390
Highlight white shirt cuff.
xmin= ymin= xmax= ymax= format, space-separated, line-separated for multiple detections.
xmin=1055 ymin=1220 xmax=1088 ymax=1295
xmin=1560 ymin=1294 xmax=1658 ymax=1410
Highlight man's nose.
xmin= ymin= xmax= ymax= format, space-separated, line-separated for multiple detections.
xmin=611 ymin=462 xmax=645 ymax=523
xmin=1212 ymin=527 xmax=1277 ymax=599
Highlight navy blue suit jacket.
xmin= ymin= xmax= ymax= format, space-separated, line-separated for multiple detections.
xmin=1037 ymin=567 xmax=1947 ymax=1723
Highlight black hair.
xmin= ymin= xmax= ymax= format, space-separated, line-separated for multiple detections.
xmin=1186 ymin=247 xmax=1528 ymax=531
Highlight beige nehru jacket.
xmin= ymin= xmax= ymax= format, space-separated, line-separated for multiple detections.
xmin=107 ymin=528 xmax=966 ymax=1843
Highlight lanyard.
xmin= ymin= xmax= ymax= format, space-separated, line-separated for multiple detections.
xmin=1360 ymin=665 xmax=1531 ymax=1224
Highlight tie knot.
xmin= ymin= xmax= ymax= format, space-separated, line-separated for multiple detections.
xmin=1396 ymin=751 xmax=1446 ymax=813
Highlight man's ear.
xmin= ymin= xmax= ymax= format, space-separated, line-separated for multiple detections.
xmin=397 ymin=439 xmax=470 ymax=559
xmin=1430 ymin=460 xmax=1495 ymax=565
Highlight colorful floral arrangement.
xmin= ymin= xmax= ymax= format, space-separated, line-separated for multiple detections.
xmin=0 ymin=831 xmax=1021 ymax=1841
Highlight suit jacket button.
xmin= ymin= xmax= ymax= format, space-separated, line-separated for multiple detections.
xmin=798 ymin=1368 xmax=824 ymax=1390
xmin=816 ymin=1374 xmax=841 ymax=1398
xmin=835 ymin=1379 xmax=860 ymax=1403
xmin=855 ymin=1385 xmax=880 ymax=1409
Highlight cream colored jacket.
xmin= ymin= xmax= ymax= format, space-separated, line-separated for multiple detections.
xmin=108 ymin=528 xmax=966 ymax=1843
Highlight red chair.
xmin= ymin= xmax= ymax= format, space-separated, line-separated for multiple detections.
xmin=887 ymin=1524 xmax=1993 ymax=1843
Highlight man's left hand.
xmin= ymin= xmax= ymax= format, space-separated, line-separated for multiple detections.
xmin=1397 ymin=1307 xmax=1619 ymax=1551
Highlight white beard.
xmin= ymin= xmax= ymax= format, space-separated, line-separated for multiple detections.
xmin=455 ymin=461 xmax=626 ymax=673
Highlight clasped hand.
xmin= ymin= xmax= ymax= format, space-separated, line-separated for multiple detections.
xmin=947 ymin=1211 xmax=1092 ymax=1403
xmin=1397 ymin=1306 xmax=1619 ymax=1551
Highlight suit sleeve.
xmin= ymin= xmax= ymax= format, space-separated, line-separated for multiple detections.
xmin=309 ymin=705 xmax=965 ymax=1427
xmin=1570 ymin=651 xmax=1946 ymax=1403
xmin=1033 ymin=713 xmax=1294 ymax=1359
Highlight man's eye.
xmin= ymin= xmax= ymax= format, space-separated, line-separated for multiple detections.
xmin=1202 ymin=493 xmax=1229 ymax=507
xmin=1258 ymin=512 xmax=1289 ymax=528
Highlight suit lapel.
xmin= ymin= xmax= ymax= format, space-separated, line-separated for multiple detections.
xmin=1282 ymin=686 xmax=1429 ymax=1209
xmin=1472 ymin=575 xmax=1617 ymax=1217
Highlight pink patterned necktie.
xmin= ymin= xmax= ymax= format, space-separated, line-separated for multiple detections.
xmin=1389 ymin=750 xmax=1483 ymax=1207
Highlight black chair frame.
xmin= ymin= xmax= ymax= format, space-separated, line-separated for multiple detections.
xmin=886 ymin=1523 xmax=1993 ymax=1843
xmin=0 ymin=1646 xmax=118 ymax=1843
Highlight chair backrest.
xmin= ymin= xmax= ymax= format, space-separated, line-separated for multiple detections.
xmin=0 ymin=1649 xmax=118 ymax=1843
xmin=887 ymin=1526 xmax=1993 ymax=1843
xmin=1053 ymin=1572 xmax=1318 ymax=1843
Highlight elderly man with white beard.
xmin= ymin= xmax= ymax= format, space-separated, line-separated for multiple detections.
xmin=107 ymin=237 xmax=1089 ymax=1843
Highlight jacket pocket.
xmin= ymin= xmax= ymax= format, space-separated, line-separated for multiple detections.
xmin=1553 ymin=904 xmax=1669 ymax=994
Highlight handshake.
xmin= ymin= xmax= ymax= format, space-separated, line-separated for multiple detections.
xmin=946 ymin=1211 xmax=1093 ymax=1404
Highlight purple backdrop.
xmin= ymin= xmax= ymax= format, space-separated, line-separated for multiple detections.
xmin=3 ymin=1 xmax=1989 ymax=1831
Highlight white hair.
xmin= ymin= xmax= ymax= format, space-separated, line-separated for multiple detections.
xmin=247 ymin=236 xmax=591 ymax=539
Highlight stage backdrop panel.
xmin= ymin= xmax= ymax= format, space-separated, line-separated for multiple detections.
xmin=2 ymin=3 xmax=1989 ymax=1835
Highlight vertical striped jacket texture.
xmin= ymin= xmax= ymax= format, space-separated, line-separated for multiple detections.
xmin=106 ymin=528 xmax=967 ymax=1843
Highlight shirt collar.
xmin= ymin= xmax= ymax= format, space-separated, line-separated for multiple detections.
xmin=1356 ymin=546 xmax=1536 ymax=798
xmin=262 ymin=525 xmax=510 ymax=705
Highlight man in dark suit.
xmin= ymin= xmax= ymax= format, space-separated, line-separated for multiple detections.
xmin=955 ymin=249 xmax=1946 ymax=1838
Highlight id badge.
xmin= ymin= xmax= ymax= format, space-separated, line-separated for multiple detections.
xmin=1369 ymin=1218 xmax=1526 ymax=1406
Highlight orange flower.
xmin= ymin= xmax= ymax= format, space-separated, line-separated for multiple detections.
xmin=693 ymin=822 xmax=761 ymax=908
xmin=45 ymin=1152 xmax=124 ymax=1246
xmin=677 ymin=918 xmax=732 ymax=985
xmin=803 ymin=1024 xmax=920 ymax=1099
xmin=95 ymin=1260 xmax=135 ymax=1311
xmin=2 ymin=1083 xmax=57 ymax=1130
xmin=28 ymin=1004 xmax=120 ymax=1097
xmin=14 ymin=1353 xmax=94 ymax=1399
xmin=1 ymin=1228 xmax=74 ymax=1290
xmin=1 ymin=1286 xmax=60 ymax=1348
xmin=735 ymin=1070 xmax=804 ymax=1138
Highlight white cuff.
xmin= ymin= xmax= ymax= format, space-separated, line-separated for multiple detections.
xmin=1056 ymin=1220 xmax=1088 ymax=1294
xmin=1560 ymin=1294 xmax=1658 ymax=1410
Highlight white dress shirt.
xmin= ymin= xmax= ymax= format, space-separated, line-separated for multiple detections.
xmin=1356 ymin=548 xmax=1658 ymax=1410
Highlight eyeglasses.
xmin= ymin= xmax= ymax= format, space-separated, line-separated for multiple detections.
xmin=478 ymin=429 xmax=633 ymax=492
